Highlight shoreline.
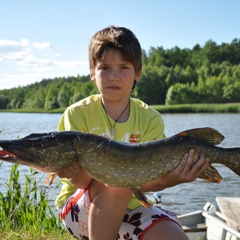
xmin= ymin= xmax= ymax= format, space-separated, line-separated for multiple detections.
xmin=0 ymin=103 xmax=240 ymax=114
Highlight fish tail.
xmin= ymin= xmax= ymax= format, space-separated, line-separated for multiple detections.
xmin=221 ymin=148 xmax=240 ymax=177
xmin=225 ymin=164 xmax=240 ymax=177
xmin=232 ymin=166 xmax=240 ymax=176
xmin=130 ymin=187 xmax=152 ymax=208
xmin=199 ymin=165 xmax=223 ymax=183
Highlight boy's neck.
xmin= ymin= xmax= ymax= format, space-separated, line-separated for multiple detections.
xmin=101 ymin=97 xmax=130 ymax=123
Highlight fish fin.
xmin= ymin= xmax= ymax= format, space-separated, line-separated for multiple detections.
xmin=130 ymin=187 xmax=152 ymax=208
xmin=177 ymin=127 xmax=224 ymax=145
xmin=199 ymin=165 xmax=223 ymax=183
xmin=45 ymin=173 xmax=57 ymax=186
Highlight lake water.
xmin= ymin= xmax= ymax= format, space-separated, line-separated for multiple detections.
xmin=0 ymin=112 xmax=239 ymax=215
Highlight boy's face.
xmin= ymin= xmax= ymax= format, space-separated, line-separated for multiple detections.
xmin=90 ymin=49 xmax=141 ymax=102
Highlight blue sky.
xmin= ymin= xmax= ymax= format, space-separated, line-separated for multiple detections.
xmin=0 ymin=0 xmax=239 ymax=89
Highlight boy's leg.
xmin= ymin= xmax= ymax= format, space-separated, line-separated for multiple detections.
xmin=59 ymin=180 xmax=131 ymax=240
xmin=59 ymin=188 xmax=91 ymax=239
xmin=118 ymin=206 xmax=188 ymax=240
xmin=89 ymin=183 xmax=132 ymax=240
xmin=142 ymin=220 xmax=188 ymax=240
xmin=59 ymin=181 xmax=187 ymax=240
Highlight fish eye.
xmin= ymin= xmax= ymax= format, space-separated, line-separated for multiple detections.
xmin=33 ymin=142 xmax=42 ymax=150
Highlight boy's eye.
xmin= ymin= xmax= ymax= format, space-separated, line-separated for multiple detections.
xmin=99 ymin=66 xmax=108 ymax=70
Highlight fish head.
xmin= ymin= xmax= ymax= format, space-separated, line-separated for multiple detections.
xmin=0 ymin=131 xmax=77 ymax=172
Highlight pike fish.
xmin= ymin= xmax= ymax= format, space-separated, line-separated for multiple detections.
xmin=0 ymin=127 xmax=240 ymax=207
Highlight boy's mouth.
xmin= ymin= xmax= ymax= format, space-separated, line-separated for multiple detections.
xmin=108 ymin=86 xmax=121 ymax=90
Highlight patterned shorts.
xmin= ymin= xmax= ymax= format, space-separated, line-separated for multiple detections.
xmin=59 ymin=186 xmax=180 ymax=240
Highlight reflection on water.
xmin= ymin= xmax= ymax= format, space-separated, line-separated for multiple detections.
xmin=0 ymin=112 xmax=240 ymax=214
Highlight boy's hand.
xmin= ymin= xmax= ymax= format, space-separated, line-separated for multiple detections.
xmin=57 ymin=164 xmax=82 ymax=178
xmin=57 ymin=164 xmax=92 ymax=189
xmin=169 ymin=149 xmax=210 ymax=184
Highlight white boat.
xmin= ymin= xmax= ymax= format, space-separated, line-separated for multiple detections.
xmin=153 ymin=193 xmax=240 ymax=240
xmin=178 ymin=198 xmax=240 ymax=240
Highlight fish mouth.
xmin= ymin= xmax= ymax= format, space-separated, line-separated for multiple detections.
xmin=0 ymin=149 xmax=34 ymax=168
xmin=0 ymin=148 xmax=55 ymax=172
xmin=0 ymin=138 xmax=38 ymax=160
xmin=0 ymin=149 xmax=26 ymax=164
xmin=0 ymin=139 xmax=37 ymax=167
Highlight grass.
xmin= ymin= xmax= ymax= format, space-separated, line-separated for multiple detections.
xmin=0 ymin=108 xmax=65 ymax=114
xmin=0 ymin=103 xmax=240 ymax=114
xmin=152 ymin=103 xmax=240 ymax=113
xmin=0 ymin=163 xmax=72 ymax=240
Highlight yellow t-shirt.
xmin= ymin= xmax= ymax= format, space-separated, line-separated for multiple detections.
xmin=54 ymin=94 xmax=165 ymax=210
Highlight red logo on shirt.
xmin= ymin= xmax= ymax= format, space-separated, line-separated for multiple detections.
xmin=129 ymin=131 xmax=140 ymax=143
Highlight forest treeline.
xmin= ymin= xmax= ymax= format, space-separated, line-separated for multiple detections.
xmin=0 ymin=39 xmax=240 ymax=110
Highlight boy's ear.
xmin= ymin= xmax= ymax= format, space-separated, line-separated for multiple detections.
xmin=135 ymin=71 xmax=142 ymax=82
xmin=90 ymin=69 xmax=95 ymax=81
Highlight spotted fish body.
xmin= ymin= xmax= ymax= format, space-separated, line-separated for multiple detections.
xmin=0 ymin=127 xmax=240 ymax=189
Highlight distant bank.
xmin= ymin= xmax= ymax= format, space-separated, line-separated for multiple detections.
xmin=0 ymin=103 xmax=240 ymax=114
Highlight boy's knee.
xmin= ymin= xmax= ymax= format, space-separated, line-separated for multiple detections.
xmin=91 ymin=180 xmax=132 ymax=203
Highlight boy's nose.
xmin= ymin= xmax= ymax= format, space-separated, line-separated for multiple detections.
xmin=110 ymin=70 xmax=120 ymax=81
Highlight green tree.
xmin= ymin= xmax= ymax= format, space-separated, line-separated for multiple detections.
xmin=202 ymin=40 xmax=218 ymax=64
xmin=0 ymin=95 xmax=9 ymax=109
xmin=137 ymin=66 xmax=168 ymax=104
xmin=57 ymin=83 xmax=72 ymax=108
xmin=223 ymin=81 xmax=240 ymax=102
xmin=165 ymin=83 xmax=196 ymax=104
xmin=44 ymin=85 xmax=60 ymax=110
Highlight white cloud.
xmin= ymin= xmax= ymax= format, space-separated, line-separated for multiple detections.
xmin=0 ymin=73 xmax=43 ymax=89
xmin=16 ymin=56 xmax=54 ymax=68
xmin=0 ymin=39 xmax=30 ymax=52
xmin=54 ymin=60 xmax=87 ymax=68
xmin=0 ymin=38 xmax=88 ymax=70
xmin=32 ymin=42 xmax=52 ymax=50
xmin=0 ymin=62 xmax=89 ymax=90
xmin=0 ymin=38 xmax=89 ymax=89
xmin=0 ymin=39 xmax=31 ymax=62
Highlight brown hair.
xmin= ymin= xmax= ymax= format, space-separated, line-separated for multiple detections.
xmin=89 ymin=26 xmax=142 ymax=73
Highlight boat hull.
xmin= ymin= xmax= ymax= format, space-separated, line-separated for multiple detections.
xmin=178 ymin=201 xmax=240 ymax=240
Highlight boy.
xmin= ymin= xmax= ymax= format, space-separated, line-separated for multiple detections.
xmin=55 ymin=25 xmax=209 ymax=240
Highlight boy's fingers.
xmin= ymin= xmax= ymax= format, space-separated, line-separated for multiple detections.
xmin=189 ymin=154 xmax=210 ymax=177
xmin=57 ymin=164 xmax=82 ymax=178
xmin=195 ymin=157 xmax=210 ymax=176
xmin=185 ymin=149 xmax=194 ymax=167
